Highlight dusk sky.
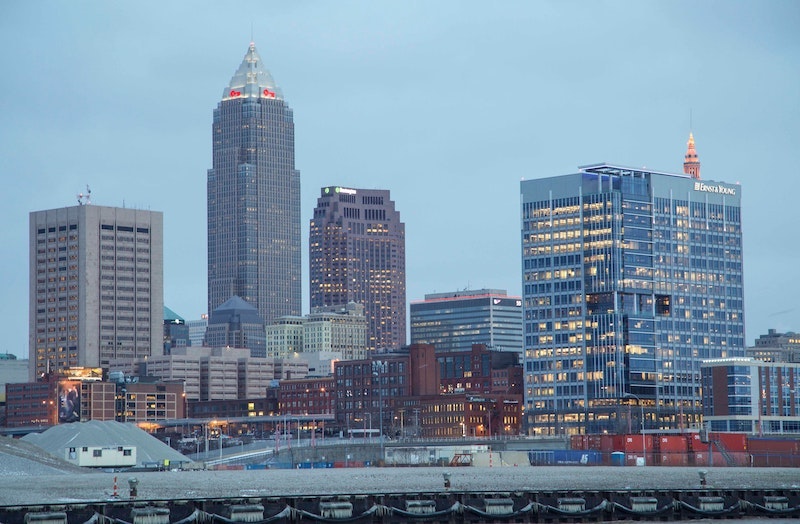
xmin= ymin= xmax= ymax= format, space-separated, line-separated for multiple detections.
xmin=1 ymin=2 xmax=798 ymax=359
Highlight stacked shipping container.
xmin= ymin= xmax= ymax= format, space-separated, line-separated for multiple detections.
xmin=564 ymin=432 xmax=795 ymax=467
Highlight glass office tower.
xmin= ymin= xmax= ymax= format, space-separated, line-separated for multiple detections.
xmin=410 ymin=289 xmax=523 ymax=353
xmin=520 ymin=163 xmax=744 ymax=435
xmin=207 ymin=43 xmax=301 ymax=325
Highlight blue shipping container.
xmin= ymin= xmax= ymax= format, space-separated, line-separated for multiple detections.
xmin=529 ymin=450 xmax=601 ymax=465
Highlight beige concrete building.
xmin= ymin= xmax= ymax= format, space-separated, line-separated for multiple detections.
xmin=265 ymin=303 xmax=367 ymax=367
xmin=29 ymin=204 xmax=163 ymax=380
xmin=265 ymin=316 xmax=304 ymax=359
xmin=109 ymin=346 xmax=304 ymax=401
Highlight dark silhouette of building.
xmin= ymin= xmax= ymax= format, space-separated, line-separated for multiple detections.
xmin=163 ymin=306 xmax=189 ymax=355
xmin=205 ymin=296 xmax=267 ymax=358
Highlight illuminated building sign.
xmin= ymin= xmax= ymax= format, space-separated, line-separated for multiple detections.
xmin=227 ymin=89 xmax=277 ymax=99
xmin=694 ymin=182 xmax=736 ymax=196
xmin=64 ymin=367 xmax=103 ymax=381
xmin=323 ymin=186 xmax=358 ymax=196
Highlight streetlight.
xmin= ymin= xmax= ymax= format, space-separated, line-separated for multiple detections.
xmin=624 ymin=393 xmax=646 ymax=466
xmin=364 ymin=412 xmax=372 ymax=442
xmin=372 ymin=360 xmax=386 ymax=458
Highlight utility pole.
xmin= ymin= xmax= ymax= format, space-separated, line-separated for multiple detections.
xmin=624 ymin=393 xmax=646 ymax=466
xmin=372 ymin=360 xmax=386 ymax=458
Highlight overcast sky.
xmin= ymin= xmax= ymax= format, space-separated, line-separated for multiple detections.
xmin=1 ymin=1 xmax=798 ymax=359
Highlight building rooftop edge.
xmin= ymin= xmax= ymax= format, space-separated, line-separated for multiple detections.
xmin=578 ymin=162 xmax=692 ymax=179
xmin=412 ymin=290 xmax=521 ymax=304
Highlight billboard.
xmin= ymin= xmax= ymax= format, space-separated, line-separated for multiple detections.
xmin=58 ymin=380 xmax=81 ymax=423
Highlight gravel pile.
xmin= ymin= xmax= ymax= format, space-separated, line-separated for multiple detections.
xmin=0 ymin=435 xmax=86 ymax=476
xmin=21 ymin=420 xmax=190 ymax=466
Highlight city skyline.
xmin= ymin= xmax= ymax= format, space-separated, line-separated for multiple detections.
xmin=1 ymin=2 xmax=798 ymax=358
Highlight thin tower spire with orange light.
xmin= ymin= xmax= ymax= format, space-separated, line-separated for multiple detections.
xmin=683 ymin=132 xmax=701 ymax=179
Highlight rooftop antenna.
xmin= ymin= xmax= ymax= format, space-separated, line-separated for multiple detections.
xmin=77 ymin=184 xmax=92 ymax=205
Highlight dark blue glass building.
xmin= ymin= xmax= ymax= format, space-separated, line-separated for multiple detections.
xmin=410 ymin=289 xmax=523 ymax=354
xmin=207 ymin=43 xmax=301 ymax=325
xmin=520 ymin=162 xmax=744 ymax=435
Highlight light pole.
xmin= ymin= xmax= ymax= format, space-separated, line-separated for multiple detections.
xmin=372 ymin=361 xmax=386 ymax=458
xmin=624 ymin=393 xmax=646 ymax=466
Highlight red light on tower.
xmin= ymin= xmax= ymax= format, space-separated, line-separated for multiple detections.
xmin=263 ymin=88 xmax=275 ymax=98
xmin=229 ymin=90 xmax=241 ymax=97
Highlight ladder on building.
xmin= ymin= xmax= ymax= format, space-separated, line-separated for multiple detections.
xmin=712 ymin=439 xmax=736 ymax=467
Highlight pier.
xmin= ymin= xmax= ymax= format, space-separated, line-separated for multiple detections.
xmin=2 ymin=487 xmax=800 ymax=523
xmin=1 ymin=466 xmax=799 ymax=523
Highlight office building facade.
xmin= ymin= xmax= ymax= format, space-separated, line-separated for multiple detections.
xmin=110 ymin=345 xmax=277 ymax=401
xmin=410 ymin=289 xmax=523 ymax=353
xmin=186 ymin=316 xmax=208 ymax=347
xmin=163 ymin=306 xmax=189 ymax=355
xmin=265 ymin=303 xmax=367 ymax=362
xmin=207 ymin=42 xmax=301 ymax=325
xmin=265 ymin=316 xmax=304 ymax=359
xmin=29 ymin=205 xmax=163 ymax=380
xmin=204 ymin=296 xmax=267 ymax=358
xmin=305 ymin=303 xmax=367 ymax=360
xmin=701 ymin=357 xmax=800 ymax=435
xmin=748 ymin=328 xmax=800 ymax=363
xmin=310 ymin=186 xmax=406 ymax=351
xmin=521 ymin=156 xmax=744 ymax=435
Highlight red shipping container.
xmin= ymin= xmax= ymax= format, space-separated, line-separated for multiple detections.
xmin=620 ymin=434 xmax=654 ymax=453
xmin=710 ymin=432 xmax=747 ymax=452
xmin=587 ymin=435 xmax=603 ymax=451
xmin=599 ymin=434 xmax=615 ymax=453
xmin=624 ymin=453 xmax=654 ymax=466
xmin=659 ymin=435 xmax=688 ymax=453
xmin=687 ymin=432 xmax=709 ymax=452
xmin=690 ymin=451 xmax=748 ymax=467
xmin=659 ymin=453 xmax=689 ymax=466
xmin=747 ymin=438 xmax=800 ymax=454
xmin=751 ymin=453 xmax=800 ymax=467
xmin=691 ymin=451 xmax=708 ymax=466
xmin=571 ymin=435 xmax=588 ymax=450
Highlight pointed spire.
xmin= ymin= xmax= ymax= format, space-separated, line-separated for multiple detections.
xmin=222 ymin=42 xmax=283 ymax=101
xmin=683 ymin=132 xmax=701 ymax=179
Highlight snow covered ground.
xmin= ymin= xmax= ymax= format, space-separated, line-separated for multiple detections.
xmin=0 ymin=465 xmax=798 ymax=505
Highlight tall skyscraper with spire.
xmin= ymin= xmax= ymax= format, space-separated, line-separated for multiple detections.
xmin=683 ymin=132 xmax=701 ymax=179
xmin=207 ymin=42 xmax=301 ymax=326
xmin=310 ymin=186 xmax=406 ymax=351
